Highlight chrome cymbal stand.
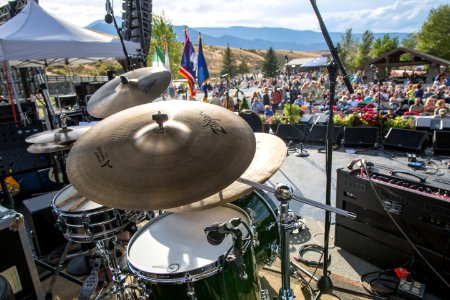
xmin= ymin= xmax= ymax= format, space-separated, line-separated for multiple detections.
xmin=95 ymin=236 xmax=142 ymax=300
xmin=274 ymin=183 xmax=303 ymax=300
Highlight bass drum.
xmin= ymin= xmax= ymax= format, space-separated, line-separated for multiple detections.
xmin=232 ymin=189 xmax=280 ymax=266
xmin=52 ymin=185 xmax=145 ymax=243
xmin=127 ymin=205 xmax=261 ymax=300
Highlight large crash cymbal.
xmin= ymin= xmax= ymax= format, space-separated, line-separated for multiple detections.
xmin=27 ymin=142 xmax=73 ymax=154
xmin=87 ymin=67 xmax=171 ymax=118
xmin=25 ymin=126 xmax=92 ymax=144
xmin=169 ymin=133 xmax=286 ymax=212
xmin=67 ymin=100 xmax=256 ymax=211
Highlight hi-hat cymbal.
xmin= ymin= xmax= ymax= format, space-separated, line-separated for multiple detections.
xmin=27 ymin=142 xmax=73 ymax=154
xmin=168 ymin=133 xmax=286 ymax=212
xmin=87 ymin=67 xmax=171 ymax=118
xmin=25 ymin=126 xmax=92 ymax=144
xmin=67 ymin=100 xmax=256 ymax=211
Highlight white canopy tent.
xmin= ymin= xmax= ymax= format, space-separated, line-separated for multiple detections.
xmin=0 ymin=0 xmax=141 ymax=67
xmin=0 ymin=1 xmax=141 ymax=121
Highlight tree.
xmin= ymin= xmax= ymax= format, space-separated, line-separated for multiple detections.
xmin=338 ymin=29 xmax=358 ymax=71
xmin=355 ymin=30 xmax=374 ymax=68
xmin=262 ymin=47 xmax=279 ymax=78
xmin=402 ymin=32 xmax=418 ymax=49
xmin=370 ymin=34 xmax=399 ymax=58
xmin=416 ymin=5 xmax=450 ymax=60
xmin=221 ymin=45 xmax=237 ymax=77
xmin=147 ymin=12 xmax=181 ymax=77
xmin=238 ymin=60 xmax=249 ymax=74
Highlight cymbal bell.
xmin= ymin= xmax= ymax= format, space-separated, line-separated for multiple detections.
xmin=25 ymin=126 xmax=92 ymax=144
xmin=168 ymin=133 xmax=286 ymax=212
xmin=27 ymin=142 xmax=73 ymax=154
xmin=87 ymin=67 xmax=171 ymax=118
xmin=67 ymin=100 xmax=256 ymax=211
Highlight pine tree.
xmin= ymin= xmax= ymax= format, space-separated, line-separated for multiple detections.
xmin=238 ymin=60 xmax=249 ymax=74
xmin=355 ymin=30 xmax=374 ymax=68
xmin=221 ymin=45 xmax=237 ymax=77
xmin=262 ymin=47 xmax=279 ymax=78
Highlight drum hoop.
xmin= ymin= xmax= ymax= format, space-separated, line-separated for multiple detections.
xmin=52 ymin=185 xmax=106 ymax=215
xmin=127 ymin=205 xmax=253 ymax=283
xmin=253 ymin=189 xmax=278 ymax=221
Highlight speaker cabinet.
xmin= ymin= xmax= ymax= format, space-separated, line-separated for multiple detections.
xmin=22 ymin=191 xmax=66 ymax=258
xmin=276 ymin=124 xmax=308 ymax=142
xmin=306 ymin=125 xmax=342 ymax=145
xmin=0 ymin=210 xmax=44 ymax=299
xmin=434 ymin=130 xmax=450 ymax=155
xmin=383 ymin=128 xmax=428 ymax=152
xmin=343 ymin=127 xmax=378 ymax=147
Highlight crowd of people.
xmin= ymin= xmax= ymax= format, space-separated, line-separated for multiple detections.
xmin=194 ymin=69 xmax=450 ymax=122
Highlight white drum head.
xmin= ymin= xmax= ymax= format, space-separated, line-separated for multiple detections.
xmin=54 ymin=185 xmax=103 ymax=212
xmin=128 ymin=206 xmax=249 ymax=275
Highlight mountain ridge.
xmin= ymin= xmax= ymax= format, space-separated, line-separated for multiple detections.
xmin=86 ymin=19 xmax=408 ymax=51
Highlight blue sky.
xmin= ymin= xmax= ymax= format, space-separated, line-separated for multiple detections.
xmin=29 ymin=0 xmax=449 ymax=33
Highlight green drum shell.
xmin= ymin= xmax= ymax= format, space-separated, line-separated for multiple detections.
xmin=232 ymin=190 xmax=280 ymax=265
xmin=144 ymin=246 xmax=260 ymax=300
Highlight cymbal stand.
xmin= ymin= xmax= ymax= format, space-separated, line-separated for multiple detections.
xmin=274 ymin=183 xmax=304 ymax=300
xmin=95 ymin=236 xmax=141 ymax=299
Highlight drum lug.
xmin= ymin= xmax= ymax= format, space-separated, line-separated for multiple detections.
xmin=252 ymin=226 xmax=260 ymax=247
xmin=265 ymin=221 xmax=276 ymax=232
xmin=260 ymin=289 xmax=270 ymax=300
xmin=186 ymin=282 xmax=197 ymax=300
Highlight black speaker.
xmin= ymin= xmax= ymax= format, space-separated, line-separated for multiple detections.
xmin=434 ymin=130 xmax=450 ymax=155
xmin=22 ymin=191 xmax=66 ymax=258
xmin=343 ymin=127 xmax=378 ymax=147
xmin=306 ymin=125 xmax=343 ymax=145
xmin=383 ymin=128 xmax=428 ymax=152
xmin=314 ymin=114 xmax=329 ymax=124
xmin=276 ymin=124 xmax=308 ymax=142
xmin=238 ymin=110 xmax=263 ymax=132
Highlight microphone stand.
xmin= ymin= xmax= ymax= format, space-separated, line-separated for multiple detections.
xmin=308 ymin=1 xmax=354 ymax=299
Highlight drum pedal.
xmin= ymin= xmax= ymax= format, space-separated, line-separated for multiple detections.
xmin=79 ymin=261 xmax=100 ymax=300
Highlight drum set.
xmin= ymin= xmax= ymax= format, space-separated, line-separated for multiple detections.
xmin=25 ymin=67 xmax=354 ymax=300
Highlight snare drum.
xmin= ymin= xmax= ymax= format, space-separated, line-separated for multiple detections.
xmin=127 ymin=205 xmax=261 ymax=300
xmin=232 ymin=190 xmax=280 ymax=266
xmin=52 ymin=185 xmax=144 ymax=243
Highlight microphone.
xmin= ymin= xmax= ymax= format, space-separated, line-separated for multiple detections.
xmin=220 ymin=74 xmax=229 ymax=79
xmin=105 ymin=0 xmax=113 ymax=24
xmin=204 ymin=218 xmax=242 ymax=245
xmin=104 ymin=14 xmax=113 ymax=24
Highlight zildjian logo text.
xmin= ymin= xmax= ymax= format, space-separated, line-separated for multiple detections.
xmin=199 ymin=111 xmax=227 ymax=135
xmin=94 ymin=147 xmax=113 ymax=168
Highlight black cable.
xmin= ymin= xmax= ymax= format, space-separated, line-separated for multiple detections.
xmin=297 ymin=244 xmax=330 ymax=268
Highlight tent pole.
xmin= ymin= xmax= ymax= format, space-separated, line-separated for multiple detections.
xmin=5 ymin=63 xmax=24 ymax=123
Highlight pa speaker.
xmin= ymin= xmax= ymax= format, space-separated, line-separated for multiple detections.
xmin=276 ymin=124 xmax=308 ymax=142
xmin=383 ymin=128 xmax=428 ymax=152
xmin=343 ymin=127 xmax=378 ymax=147
xmin=433 ymin=130 xmax=450 ymax=155
xmin=238 ymin=110 xmax=263 ymax=132
xmin=306 ymin=125 xmax=343 ymax=145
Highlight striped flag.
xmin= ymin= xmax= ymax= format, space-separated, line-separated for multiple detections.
xmin=152 ymin=47 xmax=165 ymax=68
xmin=179 ymin=29 xmax=197 ymax=98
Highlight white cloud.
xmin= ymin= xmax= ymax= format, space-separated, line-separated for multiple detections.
xmin=37 ymin=0 xmax=444 ymax=33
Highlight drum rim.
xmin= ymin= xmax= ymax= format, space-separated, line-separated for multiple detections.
xmin=52 ymin=184 xmax=106 ymax=214
xmin=127 ymin=204 xmax=253 ymax=283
